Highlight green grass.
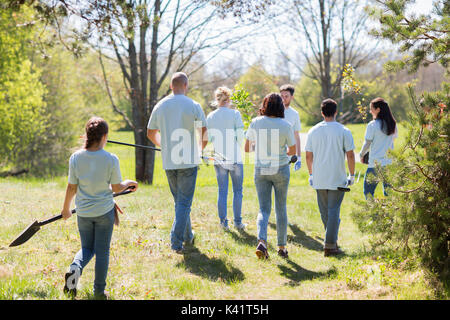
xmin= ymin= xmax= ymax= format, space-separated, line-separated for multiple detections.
xmin=0 ymin=123 xmax=442 ymax=300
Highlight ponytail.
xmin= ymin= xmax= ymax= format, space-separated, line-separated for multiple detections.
xmin=370 ymin=98 xmax=396 ymax=136
xmin=84 ymin=117 xmax=108 ymax=149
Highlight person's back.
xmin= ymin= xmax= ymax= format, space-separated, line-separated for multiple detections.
xmin=365 ymin=119 xmax=397 ymax=168
xmin=305 ymin=99 xmax=355 ymax=257
xmin=62 ymin=117 xmax=138 ymax=299
xmin=247 ymin=115 xmax=294 ymax=168
xmin=150 ymin=94 xmax=205 ymax=170
xmin=306 ymin=121 xmax=354 ymax=190
xmin=245 ymin=93 xmax=296 ymax=260
xmin=207 ymin=106 xmax=244 ymax=164
xmin=69 ymin=148 xmax=121 ymax=217
xmin=359 ymin=97 xmax=398 ymax=198
xmin=147 ymin=72 xmax=207 ymax=254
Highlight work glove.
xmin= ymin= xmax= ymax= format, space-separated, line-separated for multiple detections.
xmin=294 ymin=157 xmax=302 ymax=171
xmin=308 ymin=174 xmax=313 ymax=187
xmin=347 ymin=174 xmax=355 ymax=186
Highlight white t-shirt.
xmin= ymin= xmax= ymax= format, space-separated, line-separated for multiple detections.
xmin=206 ymin=107 xmax=244 ymax=164
xmin=246 ymin=116 xmax=295 ymax=168
xmin=68 ymin=149 xmax=122 ymax=217
xmin=284 ymin=106 xmax=301 ymax=132
xmin=147 ymin=94 xmax=207 ymax=170
xmin=305 ymin=121 xmax=355 ymax=190
xmin=364 ymin=119 xmax=398 ymax=168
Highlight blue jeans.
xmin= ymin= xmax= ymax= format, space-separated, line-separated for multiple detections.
xmin=363 ymin=167 xmax=390 ymax=199
xmin=316 ymin=189 xmax=345 ymax=249
xmin=165 ymin=166 xmax=198 ymax=251
xmin=214 ymin=163 xmax=243 ymax=227
xmin=254 ymin=165 xmax=290 ymax=246
xmin=70 ymin=208 xmax=115 ymax=296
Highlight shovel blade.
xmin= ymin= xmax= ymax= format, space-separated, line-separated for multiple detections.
xmin=9 ymin=221 xmax=41 ymax=247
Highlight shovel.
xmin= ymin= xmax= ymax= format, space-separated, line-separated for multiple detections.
xmin=9 ymin=186 xmax=135 ymax=247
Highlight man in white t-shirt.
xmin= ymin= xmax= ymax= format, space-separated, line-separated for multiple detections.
xmin=280 ymin=84 xmax=302 ymax=171
xmin=147 ymin=72 xmax=208 ymax=254
xmin=305 ymin=99 xmax=355 ymax=257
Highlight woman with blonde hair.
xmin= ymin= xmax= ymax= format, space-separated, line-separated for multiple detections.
xmin=206 ymin=86 xmax=247 ymax=230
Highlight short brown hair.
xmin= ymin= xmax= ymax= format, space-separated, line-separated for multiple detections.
xmin=171 ymin=72 xmax=188 ymax=88
xmin=321 ymin=98 xmax=337 ymax=117
xmin=260 ymin=93 xmax=285 ymax=118
xmin=84 ymin=117 xmax=108 ymax=149
xmin=280 ymin=84 xmax=295 ymax=96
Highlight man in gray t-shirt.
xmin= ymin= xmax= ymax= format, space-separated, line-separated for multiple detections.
xmin=305 ymin=99 xmax=355 ymax=257
xmin=280 ymin=84 xmax=302 ymax=171
xmin=147 ymin=72 xmax=207 ymax=253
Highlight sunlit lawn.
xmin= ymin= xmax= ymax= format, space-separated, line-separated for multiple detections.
xmin=0 ymin=124 xmax=438 ymax=300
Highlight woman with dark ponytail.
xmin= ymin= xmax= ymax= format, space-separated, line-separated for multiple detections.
xmin=359 ymin=98 xmax=398 ymax=198
xmin=60 ymin=117 xmax=138 ymax=299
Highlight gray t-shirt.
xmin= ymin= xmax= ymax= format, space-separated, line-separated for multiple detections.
xmin=68 ymin=149 xmax=122 ymax=217
xmin=246 ymin=116 xmax=295 ymax=168
xmin=305 ymin=121 xmax=355 ymax=190
xmin=147 ymin=94 xmax=207 ymax=170
xmin=284 ymin=107 xmax=301 ymax=132
xmin=364 ymin=119 xmax=398 ymax=168
xmin=206 ymin=107 xmax=244 ymax=164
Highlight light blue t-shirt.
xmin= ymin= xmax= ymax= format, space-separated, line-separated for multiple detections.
xmin=364 ymin=119 xmax=398 ymax=168
xmin=284 ymin=107 xmax=301 ymax=132
xmin=246 ymin=116 xmax=295 ymax=168
xmin=68 ymin=149 xmax=122 ymax=217
xmin=206 ymin=107 xmax=244 ymax=164
xmin=147 ymin=94 xmax=207 ymax=170
xmin=305 ymin=121 xmax=355 ymax=190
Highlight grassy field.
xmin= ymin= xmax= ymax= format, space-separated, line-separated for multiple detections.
xmin=0 ymin=124 xmax=443 ymax=300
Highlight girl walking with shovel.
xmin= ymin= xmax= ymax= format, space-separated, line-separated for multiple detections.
xmin=61 ymin=117 xmax=138 ymax=299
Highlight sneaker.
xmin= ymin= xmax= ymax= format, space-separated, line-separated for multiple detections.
xmin=234 ymin=223 xmax=247 ymax=231
xmin=255 ymin=241 xmax=269 ymax=260
xmin=220 ymin=223 xmax=230 ymax=231
xmin=324 ymin=247 xmax=345 ymax=257
xmin=277 ymin=248 xmax=289 ymax=259
xmin=93 ymin=292 xmax=110 ymax=300
xmin=172 ymin=248 xmax=185 ymax=254
xmin=63 ymin=265 xmax=81 ymax=298
xmin=185 ymin=231 xmax=195 ymax=246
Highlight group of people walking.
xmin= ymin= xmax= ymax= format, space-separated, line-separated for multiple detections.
xmin=60 ymin=72 xmax=398 ymax=299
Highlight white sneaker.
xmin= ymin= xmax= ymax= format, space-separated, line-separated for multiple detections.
xmin=234 ymin=223 xmax=247 ymax=231
xmin=220 ymin=223 xmax=230 ymax=231
xmin=64 ymin=265 xmax=81 ymax=298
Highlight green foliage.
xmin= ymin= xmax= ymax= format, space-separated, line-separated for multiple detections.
xmin=341 ymin=63 xmax=412 ymax=123
xmin=0 ymin=7 xmax=47 ymax=172
xmin=236 ymin=64 xmax=279 ymax=108
xmin=294 ymin=74 xmax=323 ymax=125
xmin=368 ymin=0 xmax=449 ymax=73
xmin=352 ymin=86 xmax=449 ymax=280
xmin=0 ymin=6 xmax=105 ymax=176
xmin=230 ymin=84 xmax=258 ymax=129
xmin=353 ymin=0 xmax=450 ymax=282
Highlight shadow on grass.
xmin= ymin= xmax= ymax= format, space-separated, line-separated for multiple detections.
xmin=228 ymin=229 xmax=258 ymax=248
xmin=176 ymin=247 xmax=245 ymax=284
xmin=278 ymin=259 xmax=338 ymax=286
xmin=268 ymin=222 xmax=323 ymax=252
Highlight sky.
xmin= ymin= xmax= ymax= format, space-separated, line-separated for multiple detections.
xmin=202 ymin=0 xmax=438 ymax=79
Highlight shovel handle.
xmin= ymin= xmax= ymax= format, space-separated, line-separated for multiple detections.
xmin=38 ymin=186 xmax=136 ymax=227
xmin=39 ymin=209 xmax=76 ymax=226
